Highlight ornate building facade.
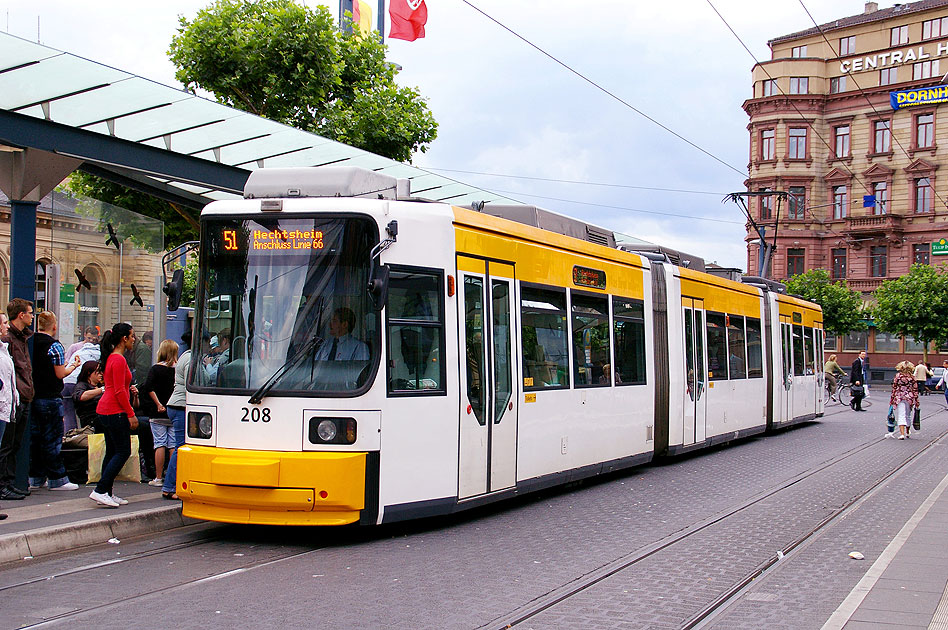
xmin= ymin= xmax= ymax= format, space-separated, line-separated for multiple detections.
xmin=0 ymin=189 xmax=164 ymax=346
xmin=745 ymin=0 xmax=948 ymax=366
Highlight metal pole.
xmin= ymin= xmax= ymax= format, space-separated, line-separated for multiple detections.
xmin=339 ymin=0 xmax=353 ymax=31
xmin=9 ymin=199 xmax=37 ymax=489
xmin=118 ymin=241 xmax=123 ymax=323
xmin=377 ymin=0 xmax=385 ymax=42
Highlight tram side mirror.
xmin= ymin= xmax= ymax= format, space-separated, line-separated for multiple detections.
xmin=367 ymin=264 xmax=390 ymax=312
xmin=164 ymin=269 xmax=184 ymax=311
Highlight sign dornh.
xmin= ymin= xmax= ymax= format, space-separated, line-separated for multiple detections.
xmin=838 ymin=42 xmax=948 ymax=73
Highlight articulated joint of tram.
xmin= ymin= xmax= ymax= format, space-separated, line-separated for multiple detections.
xmin=176 ymin=445 xmax=376 ymax=526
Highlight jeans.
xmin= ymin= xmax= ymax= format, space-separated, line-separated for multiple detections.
xmin=0 ymin=420 xmax=5 ymax=444
xmin=62 ymin=382 xmax=78 ymax=432
xmin=162 ymin=407 xmax=186 ymax=494
xmin=29 ymin=398 xmax=71 ymax=488
xmin=96 ymin=413 xmax=131 ymax=496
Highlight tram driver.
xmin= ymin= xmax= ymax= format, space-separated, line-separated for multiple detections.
xmin=314 ymin=307 xmax=369 ymax=362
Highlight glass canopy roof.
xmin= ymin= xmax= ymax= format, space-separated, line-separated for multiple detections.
xmin=0 ymin=31 xmax=521 ymax=206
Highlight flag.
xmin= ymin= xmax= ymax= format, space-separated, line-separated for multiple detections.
xmin=352 ymin=0 xmax=373 ymax=34
xmin=389 ymin=0 xmax=427 ymax=42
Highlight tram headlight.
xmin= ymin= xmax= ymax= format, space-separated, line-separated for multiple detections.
xmin=188 ymin=411 xmax=213 ymax=439
xmin=316 ymin=420 xmax=337 ymax=442
xmin=308 ymin=417 xmax=357 ymax=445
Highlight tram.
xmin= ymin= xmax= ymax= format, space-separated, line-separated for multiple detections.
xmin=176 ymin=167 xmax=824 ymax=526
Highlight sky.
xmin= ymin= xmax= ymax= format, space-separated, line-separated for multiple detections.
xmin=0 ymin=0 xmax=858 ymax=269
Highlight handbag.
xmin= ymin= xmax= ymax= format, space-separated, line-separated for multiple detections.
xmin=913 ymin=407 xmax=921 ymax=431
xmin=87 ymin=434 xmax=141 ymax=483
xmin=850 ymin=383 xmax=865 ymax=396
xmin=886 ymin=406 xmax=896 ymax=432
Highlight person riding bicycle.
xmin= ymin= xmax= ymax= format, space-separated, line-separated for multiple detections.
xmin=824 ymin=354 xmax=847 ymax=400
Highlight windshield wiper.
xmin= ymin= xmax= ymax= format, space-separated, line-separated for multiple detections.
xmin=247 ymin=335 xmax=323 ymax=404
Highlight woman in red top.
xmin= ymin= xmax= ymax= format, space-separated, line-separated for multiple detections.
xmin=90 ymin=323 xmax=139 ymax=508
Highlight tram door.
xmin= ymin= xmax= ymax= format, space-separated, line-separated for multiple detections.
xmin=778 ymin=317 xmax=792 ymax=424
xmin=458 ymin=257 xmax=518 ymax=499
xmin=682 ymin=299 xmax=707 ymax=446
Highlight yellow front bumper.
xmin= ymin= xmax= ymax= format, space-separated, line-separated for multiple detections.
xmin=177 ymin=445 xmax=367 ymax=526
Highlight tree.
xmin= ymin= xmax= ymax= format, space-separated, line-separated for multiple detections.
xmin=872 ymin=263 xmax=948 ymax=362
xmin=784 ymin=268 xmax=867 ymax=336
xmin=168 ymin=0 xmax=438 ymax=163
xmin=179 ymin=255 xmax=200 ymax=308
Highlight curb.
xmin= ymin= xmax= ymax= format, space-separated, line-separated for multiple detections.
xmin=0 ymin=504 xmax=197 ymax=564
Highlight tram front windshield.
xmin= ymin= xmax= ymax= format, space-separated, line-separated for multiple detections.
xmin=191 ymin=215 xmax=379 ymax=396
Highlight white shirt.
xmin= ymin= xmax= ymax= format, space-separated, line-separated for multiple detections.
xmin=0 ymin=339 xmax=19 ymax=422
xmin=314 ymin=334 xmax=369 ymax=361
xmin=64 ymin=343 xmax=102 ymax=385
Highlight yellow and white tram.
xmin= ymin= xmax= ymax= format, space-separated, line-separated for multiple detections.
xmin=177 ymin=167 xmax=824 ymax=526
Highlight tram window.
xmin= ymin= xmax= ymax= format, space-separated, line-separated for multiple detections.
xmin=746 ymin=317 xmax=763 ymax=378
xmin=804 ymin=327 xmax=816 ymax=375
xmin=727 ymin=315 xmax=747 ymax=379
xmin=386 ymin=268 xmax=445 ymax=395
xmin=706 ymin=312 xmax=729 ymax=381
xmin=793 ymin=325 xmax=805 ymax=376
xmin=571 ymin=292 xmax=610 ymax=387
xmin=613 ymin=297 xmax=646 ymax=385
xmin=463 ymin=276 xmax=486 ymax=422
xmin=521 ymin=286 xmax=569 ymax=390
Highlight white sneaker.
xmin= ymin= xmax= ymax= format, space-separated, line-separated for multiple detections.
xmin=50 ymin=482 xmax=79 ymax=491
xmin=90 ymin=491 xmax=119 ymax=507
xmin=109 ymin=494 xmax=129 ymax=505
xmin=147 ymin=478 xmax=164 ymax=487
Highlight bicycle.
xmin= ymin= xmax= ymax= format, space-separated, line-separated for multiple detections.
xmin=823 ymin=375 xmax=851 ymax=406
xmin=824 ymin=375 xmax=873 ymax=409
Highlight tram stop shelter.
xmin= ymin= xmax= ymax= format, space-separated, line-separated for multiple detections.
xmin=0 ymin=30 xmax=519 ymax=315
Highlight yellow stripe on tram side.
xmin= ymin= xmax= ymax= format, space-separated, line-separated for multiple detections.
xmin=457 ymin=255 xmax=486 ymax=274
xmin=451 ymin=207 xmax=646 ymax=300
xmin=678 ymin=269 xmax=763 ymax=317
xmin=776 ymin=294 xmax=823 ymax=328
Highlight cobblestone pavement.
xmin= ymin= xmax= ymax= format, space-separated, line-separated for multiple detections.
xmin=2 ymin=402 xmax=946 ymax=630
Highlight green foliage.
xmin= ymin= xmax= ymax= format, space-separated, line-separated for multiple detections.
xmin=873 ymin=263 xmax=948 ymax=357
xmin=169 ymin=0 xmax=438 ymax=163
xmin=67 ymin=173 xmax=199 ymax=249
xmin=179 ymin=256 xmax=200 ymax=307
xmin=784 ymin=268 xmax=867 ymax=337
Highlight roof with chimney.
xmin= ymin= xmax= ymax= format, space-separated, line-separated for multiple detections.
xmin=769 ymin=0 xmax=948 ymax=46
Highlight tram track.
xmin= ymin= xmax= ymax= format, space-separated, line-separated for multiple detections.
xmin=482 ymin=409 xmax=948 ymax=630
xmin=13 ymin=540 xmax=333 ymax=629
xmin=0 ymin=526 xmax=224 ymax=595
xmin=7 ymin=408 xmax=947 ymax=629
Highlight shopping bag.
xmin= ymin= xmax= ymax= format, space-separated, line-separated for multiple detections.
xmin=87 ymin=434 xmax=141 ymax=483
xmin=913 ymin=408 xmax=921 ymax=431
xmin=886 ymin=406 xmax=896 ymax=432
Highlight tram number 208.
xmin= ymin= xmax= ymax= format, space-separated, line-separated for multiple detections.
xmin=241 ymin=407 xmax=272 ymax=423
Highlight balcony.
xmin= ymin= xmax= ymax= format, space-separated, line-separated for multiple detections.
xmin=847 ymin=277 xmax=886 ymax=292
xmin=845 ymin=214 xmax=904 ymax=236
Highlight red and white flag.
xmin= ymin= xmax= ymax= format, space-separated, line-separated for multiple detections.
xmin=389 ymin=0 xmax=427 ymax=41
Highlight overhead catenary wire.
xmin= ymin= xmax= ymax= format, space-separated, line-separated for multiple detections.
xmin=423 ymin=168 xmax=728 ymax=196
xmin=486 ymin=187 xmax=746 ymax=225
xmin=460 ymin=0 xmax=747 ymax=178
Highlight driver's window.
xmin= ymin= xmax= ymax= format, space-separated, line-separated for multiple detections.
xmin=386 ymin=267 xmax=445 ymax=395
